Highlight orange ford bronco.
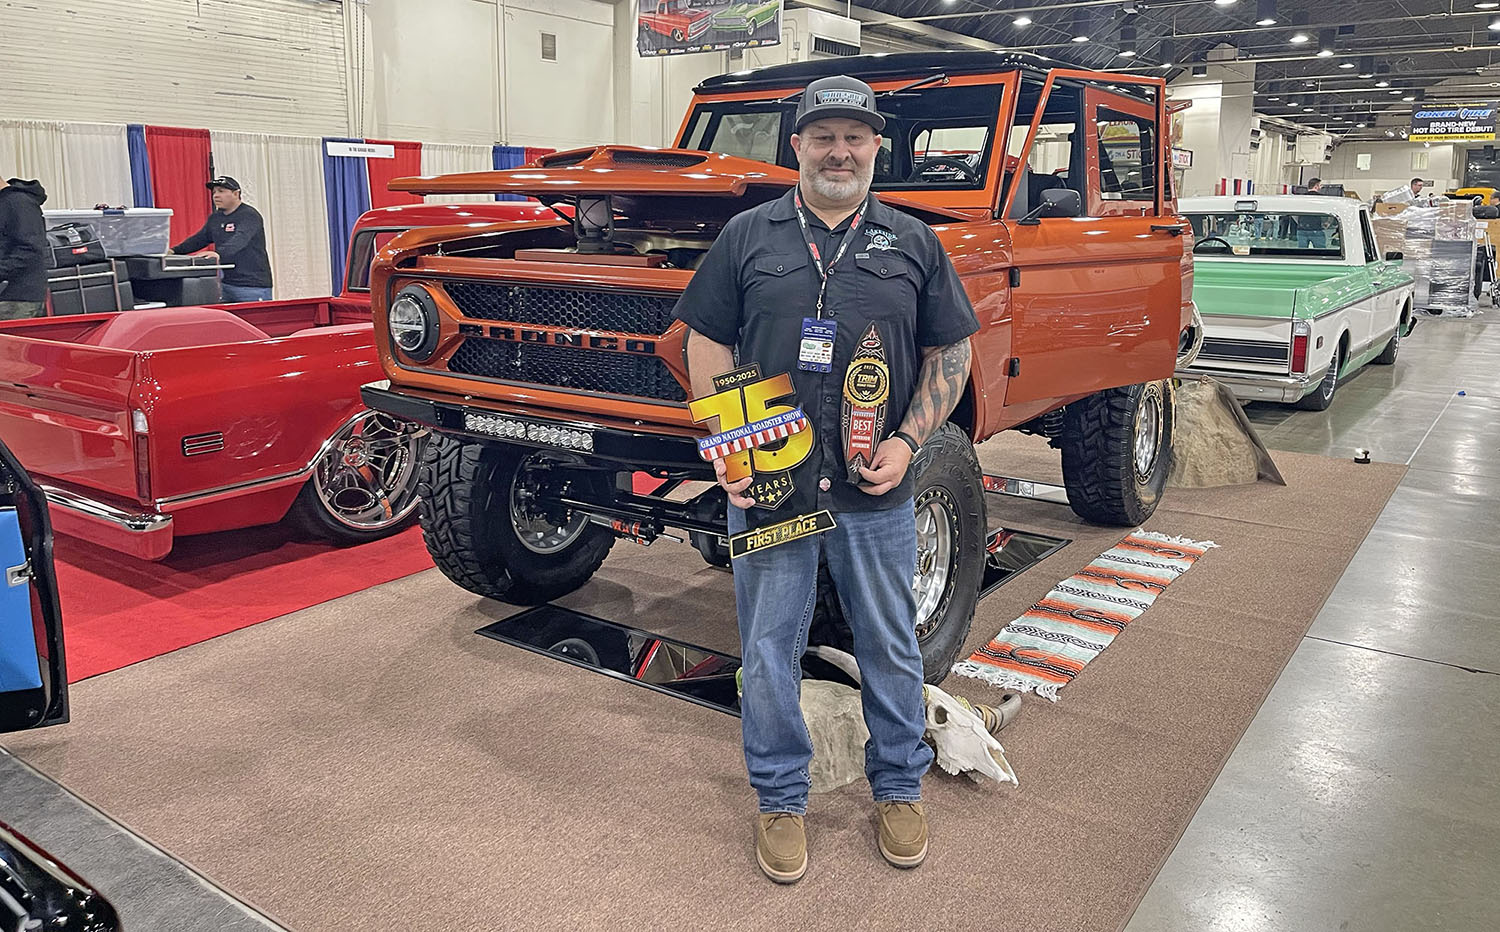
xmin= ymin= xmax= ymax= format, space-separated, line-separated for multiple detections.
xmin=361 ymin=52 xmax=1201 ymax=679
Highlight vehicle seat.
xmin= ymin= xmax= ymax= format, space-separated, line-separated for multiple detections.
xmin=286 ymin=322 xmax=374 ymax=338
xmin=81 ymin=308 xmax=270 ymax=351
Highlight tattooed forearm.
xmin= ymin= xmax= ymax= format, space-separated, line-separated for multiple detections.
xmin=900 ymin=338 xmax=971 ymax=445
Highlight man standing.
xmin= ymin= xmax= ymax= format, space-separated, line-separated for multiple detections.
xmin=1303 ymin=177 xmax=1323 ymax=194
xmin=0 ymin=178 xmax=49 ymax=320
xmin=674 ymin=75 xmax=978 ymax=884
xmin=1410 ymin=177 xmax=1426 ymax=199
xmin=170 ymin=176 xmax=274 ymax=302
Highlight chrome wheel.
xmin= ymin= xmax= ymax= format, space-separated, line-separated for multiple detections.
xmin=1133 ymin=383 xmax=1164 ymax=482
xmin=312 ymin=411 xmax=424 ymax=530
xmin=510 ymin=454 xmax=591 ymax=554
xmin=912 ymin=490 xmax=956 ymax=640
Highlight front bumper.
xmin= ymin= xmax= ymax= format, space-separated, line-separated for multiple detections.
xmin=362 ymin=382 xmax=704 ymax=471
xmin=40 ymin=484 xmax=173 ymax=560
xmin=1174 ymin=368 xmax=1313 ymax=404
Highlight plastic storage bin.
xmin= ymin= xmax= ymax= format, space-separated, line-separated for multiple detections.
xmin=41 ymin=208 xmax=173 ymax=257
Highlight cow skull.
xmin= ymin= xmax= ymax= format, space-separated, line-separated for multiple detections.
xmin=804 ymin=646 xmax=1018 ymax=787
xmin=923 ymin=683 xmax=1018 ymax=787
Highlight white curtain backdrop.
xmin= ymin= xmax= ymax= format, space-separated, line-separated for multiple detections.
xmin=208 ymin=131 xmax=331 ymax=300
xmin=60 ymin=123 xmax=132 ymax=209
xmin=419 ymin=142 xmax=494 ymax=204
xmin=263 ymin=134 xmax=332 ymax=299
xmin=0 ymin=120 xmax=68 ymax=207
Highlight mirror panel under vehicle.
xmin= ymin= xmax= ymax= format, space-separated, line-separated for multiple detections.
xmin=0 ymin=438 xmax=68 ymax=734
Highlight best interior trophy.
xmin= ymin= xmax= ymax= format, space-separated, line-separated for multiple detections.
xmin=687 ymin=363 xmax=835 ymax=559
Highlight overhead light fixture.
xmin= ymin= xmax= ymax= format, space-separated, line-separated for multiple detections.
xmin=1304 ymin=106 xmax=1315 ymax=112
xmin=1256 ymin=0 xmax=1279 ymax=26
xmin=1071 ymin=9 xmax=1092 ymax=42
xmin=1386 ymin=130 xmax=1395 ymax=136
xmin=1214 ymin=0 xmax=1236 ymax=6
xmin=1358 ymin=56 xmax=1376 ymax=78
xmin=1289 ymin=10 xmax=1311 ymax=44
xmin=1118 ymin=22 xmax=1136 ymax=56
xmin=1403 ymin=94 xmax=1416 ymax=101
xmin=1268 ymin=95 xmax=1281 ymax=100
xmin=1376 ymin=80 xmax=1390 ymax=87
xmin=1013 ymin=14 xmax=1032 ymax=26
xmin=1491 ymin=16 xmax=1500 ymax=29
xmin=1480 ymin=2 xmax=1500 ymax=8
xmin=1339 ymin=61 xmax=1355 ymax=69
xmin=1317 ymin=28 xmax=1335 ymax=57
xmin=1123 ymin=1 xmax=1140 ymax=13
xmin=1357 ymin=122 xmax=1367 ymax=127
xmin=1390 ymin=88 xmax=1402 ymax=94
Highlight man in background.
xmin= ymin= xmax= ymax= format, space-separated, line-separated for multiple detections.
xmin=1303 ymin=177 xmax=1323 ymax=194
xmin=0 ymin=177 xmax=49 ymax=320
xmin=170 ymin=176 xmax=274 ymax=302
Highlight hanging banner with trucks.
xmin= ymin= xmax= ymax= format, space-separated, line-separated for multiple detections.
xmin=636 ymin=0 xmax=782 ymax=57
xmin=1410 ymin=103 xmax=1497 ymax=142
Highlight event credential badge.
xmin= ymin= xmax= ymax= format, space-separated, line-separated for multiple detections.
xmin=841 ymin=323 xmax=890 ymax=484
xmin=687 ymin=364 xmax=835 ymax=560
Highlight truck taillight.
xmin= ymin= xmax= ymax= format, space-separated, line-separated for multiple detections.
xmin=1290 ymin=321 xmax=1310 ymax=374
xmin=131 ymin=408 xmax=152 ymax=502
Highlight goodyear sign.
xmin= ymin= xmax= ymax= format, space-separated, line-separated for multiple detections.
xmin=1410 ymin=103 xmax=1497 ymax=142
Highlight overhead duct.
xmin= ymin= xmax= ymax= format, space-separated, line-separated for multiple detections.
xmin=782 ymin=9 xmax=861 ymax=61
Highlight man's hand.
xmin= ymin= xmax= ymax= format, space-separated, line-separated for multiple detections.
xmin=856 ymin=437 xmax=914 ymax=496
xmin=713 ymin=456 xmax=756 ymax=509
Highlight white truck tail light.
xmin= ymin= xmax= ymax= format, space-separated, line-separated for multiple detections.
xmin=131 ymin=408 xmax=152 ymax=501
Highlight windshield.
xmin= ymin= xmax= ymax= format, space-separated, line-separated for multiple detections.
xmin=1186 ymin=211 xmax=1345 ymax=259
xmin=679 ymin=82 xmax=1003 ymax=192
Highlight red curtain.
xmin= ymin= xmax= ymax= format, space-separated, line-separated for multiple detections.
xmin=367 ymin=139 xmax=423 ymax=209
xmin=524 ymin=147 xmax=556 ymax=166
xmin=144 ymin=126 xmax=213 ymax=245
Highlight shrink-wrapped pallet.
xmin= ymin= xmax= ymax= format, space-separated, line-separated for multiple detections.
xmin=1401 ymin=202 xmax=1477 ymax=316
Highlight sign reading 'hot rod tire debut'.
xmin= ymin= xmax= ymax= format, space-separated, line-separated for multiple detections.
xmin=636 ymin=0 xmax=782 ymax=57
xmin=1410 ymin=103 xmax=1498 ymax=142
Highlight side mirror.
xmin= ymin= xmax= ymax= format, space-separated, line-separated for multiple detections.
xmin=1019 ymin=188 xmax=1083 ymax=224
xmin=1038 ymin=188 xmax=1083 ymax=218
xmin=1385 ymin=250 xmax=1404 ymax=261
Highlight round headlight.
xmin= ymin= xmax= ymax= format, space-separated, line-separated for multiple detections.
xmin=388 ymin=285 xmax=439 ymax=361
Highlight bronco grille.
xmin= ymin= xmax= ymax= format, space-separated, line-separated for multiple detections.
xmin=444 ymin=282 xmax=677 ymax=335
xmin=449 ymin=340 xmax=687 ymax=402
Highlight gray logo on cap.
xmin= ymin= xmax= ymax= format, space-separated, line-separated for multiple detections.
xmin=815 ymin=89 xmax=868 ymax=107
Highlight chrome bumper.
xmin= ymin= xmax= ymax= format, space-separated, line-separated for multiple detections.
xmin=1174 ymin=369 xmax=1313 ymax=404
xmin=40 ymin=484 xmax=173 ymax=561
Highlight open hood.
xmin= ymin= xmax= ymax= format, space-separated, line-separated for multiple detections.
xmin=389 ymin=145 xmax=978 ymax=222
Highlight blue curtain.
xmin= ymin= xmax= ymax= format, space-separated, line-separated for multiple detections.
xmin=127 ymin=124 xmax=154 ymax=208
xmin=493 ymin=145 xmax=527 ymax=201
xmin=322 ymin=138 xmax=372 ymax=294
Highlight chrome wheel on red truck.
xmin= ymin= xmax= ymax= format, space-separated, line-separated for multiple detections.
xmin=292 ymin=410 xmax=425 ymax=543
xmin=1059 ymin=380 xmax=1173 ymax=527
xmin=416 ymin=434 xmax=615 ymax=604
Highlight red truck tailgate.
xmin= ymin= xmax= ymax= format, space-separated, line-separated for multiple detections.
xmin=0 ymin=327 xmax=140 ymax=499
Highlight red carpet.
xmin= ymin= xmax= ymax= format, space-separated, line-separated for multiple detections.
xmin=54 ymin=525 xmax=434 ymax=682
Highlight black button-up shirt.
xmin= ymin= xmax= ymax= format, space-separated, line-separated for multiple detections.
xmin=674 ymin=187 xmax=979 ymax=531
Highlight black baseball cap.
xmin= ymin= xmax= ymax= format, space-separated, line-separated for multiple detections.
xmin=205 ymin=176 xmax=241 ymax=192
xmin=794 ymin=75 xmax=886 ymax=134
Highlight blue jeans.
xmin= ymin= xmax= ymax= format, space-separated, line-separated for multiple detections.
xmin=220 ymin=284 xmax=272 ymax=303
xmin=1296 ymin=229 xmax=1326 ymax=249
xmin=729 ymin=500 xmax=933 ymax=814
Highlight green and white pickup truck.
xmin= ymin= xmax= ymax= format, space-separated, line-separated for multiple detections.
xmin=1177 ymin=195 xmax=1416 ymax=410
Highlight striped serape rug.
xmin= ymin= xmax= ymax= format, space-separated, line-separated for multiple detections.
xmin=951 ymin=529 xmax=1217 ymax=700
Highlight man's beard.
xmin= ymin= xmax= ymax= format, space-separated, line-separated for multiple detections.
xmin=801 ymin=158 xmax=873 ymax=203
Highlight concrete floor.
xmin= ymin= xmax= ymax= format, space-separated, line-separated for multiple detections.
xmin=3 ymin=313 xmax=1496 ymax=931
xmin=1125 ymin=312 xmax=1500 ymax=932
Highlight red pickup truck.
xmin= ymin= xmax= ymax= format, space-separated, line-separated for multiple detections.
xmin=0 ymin=202 xmax=549 ymax=559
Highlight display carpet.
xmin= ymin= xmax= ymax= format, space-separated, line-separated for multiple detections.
xmin=52 ymin=524 xmax=433 ymax=682
xmin=3 ymin=438 xmax=1403 ymax=932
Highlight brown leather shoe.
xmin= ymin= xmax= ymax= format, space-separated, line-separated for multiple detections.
xmin=876 ymin=801 xmax=928 ymax=868
xmin=756 ymin=812 xmax=807 ymax=883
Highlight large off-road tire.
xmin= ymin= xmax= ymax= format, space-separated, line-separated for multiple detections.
xmin=290 ymin=410 xmax=424 ymax=544
xmin=417 ymin=434 xmax=614 ymax=604
xmin=808 ymin=422 xmax=986 ymax=684
xmin=1059 ymin=380 xmax=1172 ymax=526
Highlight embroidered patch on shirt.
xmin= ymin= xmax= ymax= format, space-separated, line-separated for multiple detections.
xmin=866 ymin=228 xmax=897 ymax=251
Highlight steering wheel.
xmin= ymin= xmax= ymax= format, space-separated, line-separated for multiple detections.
xmin=908 ymin=156 xmax=979 ymax=184
xmin=1193 ymin=235 xmax=1233 ymax=254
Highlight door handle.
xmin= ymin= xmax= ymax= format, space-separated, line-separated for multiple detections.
xmin=1151 ymin=224 xmax=1187 ymax=236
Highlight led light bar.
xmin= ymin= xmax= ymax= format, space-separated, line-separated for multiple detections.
xmin=463 ymin=413 xmax=595 ymax=453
